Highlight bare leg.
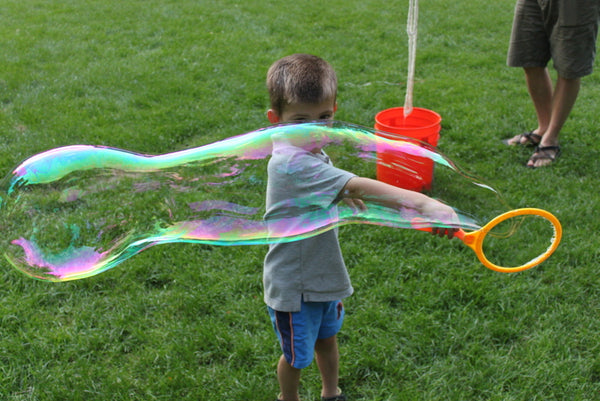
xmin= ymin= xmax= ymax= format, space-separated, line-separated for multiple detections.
xmin=505 ymin=66 xmax=553 ymax=145
xmin=537 ymin=74 xmax=580 ymax=146
xmin=528 ymin=74 xmax=580 ymax=167
xmin=277 ymin=355 xmax=301 ymax=401
xmin=524 ymin=66 xmax=554 ymax=138
xmin=315 ymin=335 xmax=341 ymax=398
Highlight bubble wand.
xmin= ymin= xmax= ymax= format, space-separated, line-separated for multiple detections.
xmin=404 ymin=0 xmax=419 ymax=118
xmin=412 ymin=208 xmax=562 ymax=273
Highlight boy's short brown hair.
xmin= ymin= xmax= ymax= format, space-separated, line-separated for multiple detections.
xmin=266 ymin=54 xmax=337 ymax=116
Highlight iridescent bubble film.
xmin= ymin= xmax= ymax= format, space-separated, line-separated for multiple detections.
xmin=0 ymin=121 xmax=506 ymax=281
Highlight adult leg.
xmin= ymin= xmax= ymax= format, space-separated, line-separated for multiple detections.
xmin=277 ymin=355 xmax=301 ymax=401
xmin=505 ymin=66 xmax=553 ymax=145
xmin=315 ymin=335 xmax=341 ymax=399
xmin=528 ymin=74 xmax=580 ymax=167
xmin=524 ymin=66 xmax=554 ymax=138
xmin=537 ymin=74 xmax=580 ymax=146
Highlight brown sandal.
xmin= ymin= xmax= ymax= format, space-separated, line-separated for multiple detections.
xmin=527 ymin=145 xmax=561 ymax=168
xmin=502 ymin=130 xmax=541 ymax=147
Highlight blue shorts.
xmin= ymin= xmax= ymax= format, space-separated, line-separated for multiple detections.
xmin=268 ymin=300 xmax=344 ymax=369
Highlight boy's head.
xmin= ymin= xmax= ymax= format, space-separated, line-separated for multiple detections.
xmin=266 ymin=54 xmax=338 ymax=123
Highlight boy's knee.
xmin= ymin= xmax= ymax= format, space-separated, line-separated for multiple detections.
xmin=315 ymin=335 xmax=336 ymax=348
xmin=314 ymin=335 xmax=338 ymax=358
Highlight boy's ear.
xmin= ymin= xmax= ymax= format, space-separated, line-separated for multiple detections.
xmin=334 ymin=102 xmax=338 ymax=113
xmin=267 ymin=109 xmax=280 ymax=124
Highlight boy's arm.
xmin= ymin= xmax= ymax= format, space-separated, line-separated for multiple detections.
xmin=341 ymin=176 xmax=458 ymax=238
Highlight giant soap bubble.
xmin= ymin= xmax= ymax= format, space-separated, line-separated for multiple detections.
xmin=0 ymin=121 xmax=516 ymax=281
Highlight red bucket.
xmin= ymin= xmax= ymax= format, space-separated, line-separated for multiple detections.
xmin=374 ymin=107 xmax=441 ymax=192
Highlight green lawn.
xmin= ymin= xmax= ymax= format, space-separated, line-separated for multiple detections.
xmin=1 ymin=0 xmax=600 ymax=400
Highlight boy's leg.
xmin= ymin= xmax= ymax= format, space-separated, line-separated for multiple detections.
xmin=315 ymin=301 xmax=345 ymax=398
xmin=277 ymin=354 xmax=301 ymax=401
xmin=268 ymin=304 xmax=320 ymax=401
xmin=315 ymin=335 xmax=340 ymax=398
xmin=268 ymin=301 xmax=345 ymax=400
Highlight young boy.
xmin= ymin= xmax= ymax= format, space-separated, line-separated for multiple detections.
xmin=264 ymin=54 xmax=457 ymax=401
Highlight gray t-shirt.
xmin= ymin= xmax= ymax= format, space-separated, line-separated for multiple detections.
xmin=263 ymin=141 xmax=356 ymax=312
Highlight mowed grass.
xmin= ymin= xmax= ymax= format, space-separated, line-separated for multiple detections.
xmin=1 ymin=0 xmax=600 ymax=400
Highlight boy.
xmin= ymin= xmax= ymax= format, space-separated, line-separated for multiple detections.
xmin=264 ymin=54 xmax=457 ymax=401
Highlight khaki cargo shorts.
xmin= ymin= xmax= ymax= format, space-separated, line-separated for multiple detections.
xmin=507 ymin=0 xmax=600 ymax=79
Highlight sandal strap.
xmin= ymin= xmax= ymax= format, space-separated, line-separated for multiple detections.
xmin=535 ymin=145 xmax=561 ymax=155
xmin=530 ymin=145 xmax=561 ymax=162
xmin=503 ymin=130 xmax=541 ymax=146
xmin=522 ymin=131 xmax=542 ymax=144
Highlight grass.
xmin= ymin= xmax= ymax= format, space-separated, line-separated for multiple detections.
xmin=1 ymin=0 xmax=600 ymax=399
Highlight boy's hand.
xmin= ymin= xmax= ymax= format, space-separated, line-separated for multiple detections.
xmin=422 ymin=202 xmax=460 ymax=239
xmin=342 ymin=197 xmax=367 ymax=212
xmin=430 ymin=226 xmax=459 ymax=239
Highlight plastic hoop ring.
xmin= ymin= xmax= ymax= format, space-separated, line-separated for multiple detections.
xmin=458 ymin=208 xmax=562 ymax=273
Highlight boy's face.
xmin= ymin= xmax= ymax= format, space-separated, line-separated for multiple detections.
xmin=268 ymin=97 xmax=337 ymax=124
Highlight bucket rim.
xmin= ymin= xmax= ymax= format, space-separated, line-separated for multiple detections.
xmin=375 ymin=107 xmax=442 ymax=131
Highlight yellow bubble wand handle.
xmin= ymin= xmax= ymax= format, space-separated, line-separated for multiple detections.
xmin=416 ymin=208 xmax=562 ymax=273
